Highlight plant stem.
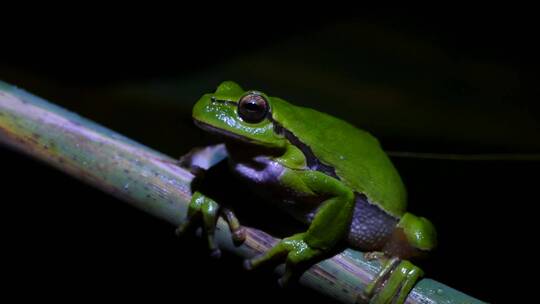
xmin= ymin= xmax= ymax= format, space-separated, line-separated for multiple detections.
xmin=0 ymin=81 xmax=485 ymax=304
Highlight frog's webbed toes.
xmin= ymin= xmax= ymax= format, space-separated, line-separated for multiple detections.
xmin=243 ymin=241 xmax=287 ymax=271
xmin=244 ymin=233 xmax=322 ymax=286
xmin=362 ymin=258 xmax=423 ymax=304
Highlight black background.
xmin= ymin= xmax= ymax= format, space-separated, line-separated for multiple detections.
xmin=1 ymin=8 xmax=538 ymax=303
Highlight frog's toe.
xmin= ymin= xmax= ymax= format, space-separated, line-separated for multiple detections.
xmin=244 ymin=233 xmax=322 ymax=287
xmin=175 ymin=206 xmax=202 ymax=237
xmin=363 ymin=259 xmax=423 ymax=304
xmin=242 ymin=258 xmax=254 ymax=270
xmin=276 ymin=263 xmax=300 ymax=287
xmin=232 ymin=227 xmax=247 ymax=244
xmin=222 ymin=207 xmax=246 ymax=245
xmin=201 ymin=200 xmax=220 ymax=256
xmin=244 ymin=238 xmax=291 ymax=273
xmin=174 ymin=220 xmax=193 ymax=236
xmin=277 ymin=271 xmax=293 ymax=287
xmin=244 ymin=244 xmax=287 ymax=271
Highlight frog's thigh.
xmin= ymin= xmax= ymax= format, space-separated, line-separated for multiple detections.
xmin=282 ymin=169 xmax=356 ymax=250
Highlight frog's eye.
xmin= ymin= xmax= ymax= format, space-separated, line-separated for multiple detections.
xmin=238 ymin=93 xmax=269 ymax=123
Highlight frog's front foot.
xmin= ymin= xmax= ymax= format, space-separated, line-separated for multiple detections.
xmin=243 ymin=232 xmax=322 ymax=286
xmin=175 ymin=191 xmax=246 ymax=258
xmin=360 ymin=257 xmax=423 ymax=304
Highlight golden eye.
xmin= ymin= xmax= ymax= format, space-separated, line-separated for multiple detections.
xmin=237 ymin=93 xmax=269 ymax=123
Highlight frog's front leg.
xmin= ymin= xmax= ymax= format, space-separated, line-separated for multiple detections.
xmin=176 ymin=144 xmax=246 ymax=257
xmin=175 ymin=191 xmax=221 ymax=257
xmin=244 ymin=169 xmax=355 ymax=285
xmin=361 ymin=257 xmax=423 ymax=304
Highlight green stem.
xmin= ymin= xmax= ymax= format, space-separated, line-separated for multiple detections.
xmin=0 ymin=80 xmax=485 ymax=304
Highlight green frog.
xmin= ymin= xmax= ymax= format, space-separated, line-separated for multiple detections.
xmin=177 ymin=81 xmax=437 ymax=304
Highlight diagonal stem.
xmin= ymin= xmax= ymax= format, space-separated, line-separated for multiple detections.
xmin=0 ymin=80 xmax=485 ymax=304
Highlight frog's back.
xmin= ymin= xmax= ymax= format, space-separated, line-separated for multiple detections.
xmin=271 ymin=98 xmax=407 ymax=218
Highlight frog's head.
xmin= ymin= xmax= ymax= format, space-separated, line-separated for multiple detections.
xmin=384 ymin=213 xmax=437 ymax=259
xmin=193 ymin=81 xmax=287 ymax=149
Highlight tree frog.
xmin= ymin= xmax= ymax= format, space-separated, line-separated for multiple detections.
xmin=177 ymin=81 xmax=437 ymax=304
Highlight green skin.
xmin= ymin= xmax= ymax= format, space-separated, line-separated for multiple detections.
xmin=177 ymin=81 xmax=437 ymax=304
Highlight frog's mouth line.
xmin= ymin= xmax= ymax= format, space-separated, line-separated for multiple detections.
xmin=193 ymin=119 xmax=269 ymax=146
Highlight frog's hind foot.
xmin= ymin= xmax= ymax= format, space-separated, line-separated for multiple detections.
xmin=360 ymin=258 xmax=423 ymax=304
xmin=243 ymin=232 xmax=322 ymax=287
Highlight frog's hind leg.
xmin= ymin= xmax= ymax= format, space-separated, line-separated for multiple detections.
xmin=361 ymin=258 xmax=423 ymax=304
xmin=244 ymin=169 xmax=355 ymax=286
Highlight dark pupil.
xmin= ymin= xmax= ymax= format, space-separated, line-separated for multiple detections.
xmin=244 ymin=100 xmax=260 ymax=111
